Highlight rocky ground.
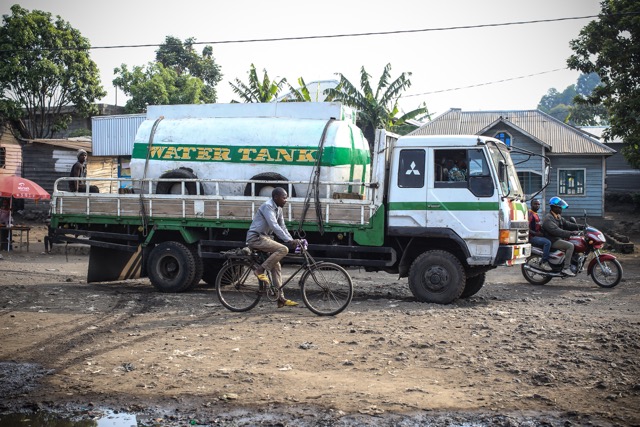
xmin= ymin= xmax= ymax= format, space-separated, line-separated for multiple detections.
xmin=0 ymin=212 xmax=638 ymax=426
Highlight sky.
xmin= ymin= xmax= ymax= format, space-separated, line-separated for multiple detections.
xmin=1 ymin=0 xmax=602 ymax=118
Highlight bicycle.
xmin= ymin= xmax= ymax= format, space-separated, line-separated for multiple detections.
xmin=215 ymin=243 xmax=353 ymax=316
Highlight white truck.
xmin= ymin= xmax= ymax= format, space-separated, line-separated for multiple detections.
xmin=49 ymin=102 xmax=532 ymax=304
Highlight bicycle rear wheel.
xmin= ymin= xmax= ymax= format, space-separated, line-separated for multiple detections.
xmin=300 ymin=262 xmax=353 ymax=316
xmin=216 ymin=261 xmax=262 ymax=312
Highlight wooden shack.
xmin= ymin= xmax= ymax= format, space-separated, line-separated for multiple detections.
xmin=22 ymin=138 xmax=118 ymax=213
xmin=0 ymin=123 xmax=22 ymax=178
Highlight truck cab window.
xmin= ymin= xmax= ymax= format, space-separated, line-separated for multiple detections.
xmin=434 ymin=149 xmax=468 ymax=187
xmin=397 ymin=149 xmax=425 ymax=188
xmin=467 ymin=148 xmax=494 ymax=197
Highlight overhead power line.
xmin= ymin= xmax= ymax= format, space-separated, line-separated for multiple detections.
xmin=403 ymin=68 xmax=568 ymax=98
xmin=0 ymin=14 xmax=609 ymax=53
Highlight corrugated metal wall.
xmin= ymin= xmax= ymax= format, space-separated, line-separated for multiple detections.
xmin=92 ymin=114 xmax=145 ymax=156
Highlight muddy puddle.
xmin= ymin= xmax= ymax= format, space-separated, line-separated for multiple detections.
xmin=0 ymin=410 xmax=136 ymax=426
xmin=0 ymin=362 xmax=619 ymax=426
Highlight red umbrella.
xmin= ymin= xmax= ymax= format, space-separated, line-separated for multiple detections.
xmin=0 ymin=176 xmax=50 ymax=239
xmin=0 ymin=175 xmax=50 ymax=200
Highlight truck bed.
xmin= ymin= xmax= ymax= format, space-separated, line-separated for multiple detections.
xmin=51 ymin=178 xmax=379 ymax=228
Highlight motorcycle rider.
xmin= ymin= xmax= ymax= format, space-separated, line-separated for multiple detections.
xmin=528 ymin=199 xmax=552 ymax=271
xmin=541 ymin=197 xmax=582 ymax=277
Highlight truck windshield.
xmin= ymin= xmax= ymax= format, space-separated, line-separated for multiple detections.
xmin=486 ymin=143 xmax=524 ymax=199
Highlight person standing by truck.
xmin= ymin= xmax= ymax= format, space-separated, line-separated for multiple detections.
xmin=69 ymin=149 xmax=99 ymax=193
xmin=246 ymin=187 xmax=301 ymax=308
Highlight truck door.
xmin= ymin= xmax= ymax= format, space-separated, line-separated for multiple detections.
xmin=428 ymin=148 xmax=499 ymax=258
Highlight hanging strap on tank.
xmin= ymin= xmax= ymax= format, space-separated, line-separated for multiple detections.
xmin=139 ymin=116 xmax=164 ymax=237
xmin=298 ymin=118 xmax=334 ymax=237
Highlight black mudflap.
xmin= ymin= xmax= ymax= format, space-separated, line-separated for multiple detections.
xmin=88 ymin=245 xmax=143 ymax=283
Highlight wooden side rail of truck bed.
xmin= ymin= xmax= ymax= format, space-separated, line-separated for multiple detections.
xmin=51 ymin=177 xmax=380 ymax=226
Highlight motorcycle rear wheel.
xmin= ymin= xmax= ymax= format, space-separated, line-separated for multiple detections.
xmin=521 ymin=255 xmax=553 ymax=286
xmin=591 ymin=258 xmax=623 ymax=288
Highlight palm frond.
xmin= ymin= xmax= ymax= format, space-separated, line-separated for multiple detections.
xmin=375 ymin=63 xmax=392 ymax=100
xmin=359 ymin=66 xmax=373 ymax=97
xmin=380 ymin=72 xmax=412 ymax=106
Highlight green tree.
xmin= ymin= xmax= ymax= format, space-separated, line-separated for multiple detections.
xmin=229 ymin=64 xmax=286 ymax=103
xmin=568 ymin=0 xmax=640 ymax=167
xmin=537 ymin=73 xmax=609 ymax=125
xmin=324 ymin=63 xmax=428 ymax=148
xmin=155 ymin=36 xmax=222 ymax=102
xmin=0 ymin=5 xmax=106 ymax=138
xmin=113 ymin=36 xmax=222 ymax=113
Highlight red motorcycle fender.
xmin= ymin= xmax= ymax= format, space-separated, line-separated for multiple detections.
xmin=587 ymin=254 xmax=617 ymax=275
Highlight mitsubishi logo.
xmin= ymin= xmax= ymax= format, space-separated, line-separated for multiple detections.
xmin=405 ymin=161 xmax=420 ymax=175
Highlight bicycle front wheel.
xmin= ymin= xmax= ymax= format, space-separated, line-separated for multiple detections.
xmin=216 ymin=261 xmax=262 ymax=312
xmin=300 ymin=262 xmax=353 ymax=316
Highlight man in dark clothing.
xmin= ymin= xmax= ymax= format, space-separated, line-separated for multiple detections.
xmin=528 ymin=199 xmax=552 ymax=270
xmin=69 ymin=149 xmax=99 ymax=193
xmin=541 ymin=196 xmax=582 ymax=276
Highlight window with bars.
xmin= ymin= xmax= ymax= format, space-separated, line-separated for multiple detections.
xmin=0 ymin=147 xmax=5 ymax=168
xmin=558 ymin=169 xmax=585 ymax=195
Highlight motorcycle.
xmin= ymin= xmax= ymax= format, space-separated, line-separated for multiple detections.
xmin=521 ymin=216 xmax=623 ymax=288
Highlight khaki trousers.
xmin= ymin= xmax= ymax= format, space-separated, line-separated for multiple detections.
xmin=247 ymin=235 xmax=289 ymax=294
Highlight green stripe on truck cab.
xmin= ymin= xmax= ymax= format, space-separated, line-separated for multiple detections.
xmin=388 ymin=201 xmax=500 ymax=211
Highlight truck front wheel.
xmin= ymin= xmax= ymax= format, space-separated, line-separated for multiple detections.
xmin=459 ymin=273 xmax=486 ymax=299
xmin=147 ymin=241 xmax=196 ymax=293
xmin=408 ymin=250 xmax=466 ymax=304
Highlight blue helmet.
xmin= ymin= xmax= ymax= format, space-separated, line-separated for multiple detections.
xmin=549 ymin=196 xmax=568 ymax=209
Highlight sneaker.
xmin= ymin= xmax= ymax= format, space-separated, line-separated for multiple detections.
xmin=539 ymin=260 xmax=552 ymax=271
xmin=253 ymin=269 xmax=270 ymax=284
xmin=562 ymin=267 xmax=576 ymax=277
xmin=278 ymin=299 xmax=299 ymax=308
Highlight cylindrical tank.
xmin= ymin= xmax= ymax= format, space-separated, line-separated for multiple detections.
xmin=129 ymin=103 xmax=370 ymax=198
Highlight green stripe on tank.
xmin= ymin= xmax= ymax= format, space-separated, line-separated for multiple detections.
xmin=388 ymin=201 xmax=500 ymax=211
xmin=131 ymin=143 xmax=369 ymax=167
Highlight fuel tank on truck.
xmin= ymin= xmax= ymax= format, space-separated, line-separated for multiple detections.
xmin=129 ymin=102 xmax=371 ymax=198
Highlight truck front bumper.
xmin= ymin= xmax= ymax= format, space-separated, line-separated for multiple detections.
xmin=496 ymin=243 xmax=531 ymax=266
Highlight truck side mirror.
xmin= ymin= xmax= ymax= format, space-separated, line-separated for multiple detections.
xmin=498 ymin=161 xmax=506 ymax=183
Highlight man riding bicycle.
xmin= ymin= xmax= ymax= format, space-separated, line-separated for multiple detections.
xmin=246 ymin=187 xmax=301 ymax=308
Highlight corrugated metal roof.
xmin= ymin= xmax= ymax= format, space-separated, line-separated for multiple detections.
xmin=25 ymin=138 xmax=92 ymax=153
xmin=410 ymin=109 xmax=615 ymax=155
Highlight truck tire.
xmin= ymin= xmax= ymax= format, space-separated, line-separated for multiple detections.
xmin=156 ymin=168 xmax=204 ymax=195
xmin=459 ymin=272 xmax=486 ymax=299
xmin=181 ymin=246 xmax=204 ymax=291
xmin=408 ymin=250 xmax=466 ymax=304
xmin=202 ymin=260 xmax=224 ymax=286
xmin=147 ymin=241 xmax=196 ymax=293
xmin=244 ymin=172 xmax=296 ymax=197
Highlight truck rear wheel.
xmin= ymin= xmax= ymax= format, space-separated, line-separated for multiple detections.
xmin=408 ymin=250 xmax=466 ymax=304
xmin=156 ymin=167 xmax=204 ymax=195
xmin=147 ymin=241 xmax=196 ymax=293
xmin=459 ymin=273 xmax=486 ymax=299
xmin=244 ymin=172 xmax=296 ymax=197
xmin=181 ymin=246 xmax=204 ymax=291
xmin=202 ymin=260 xmax=224 ymax=286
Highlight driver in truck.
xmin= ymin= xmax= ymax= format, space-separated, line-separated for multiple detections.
xmin=246 ymin=187 xmax=301 ymax=308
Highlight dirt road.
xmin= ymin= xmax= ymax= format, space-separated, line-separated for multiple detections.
xmin=1 ymin=241 xmax=639 ymax=426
